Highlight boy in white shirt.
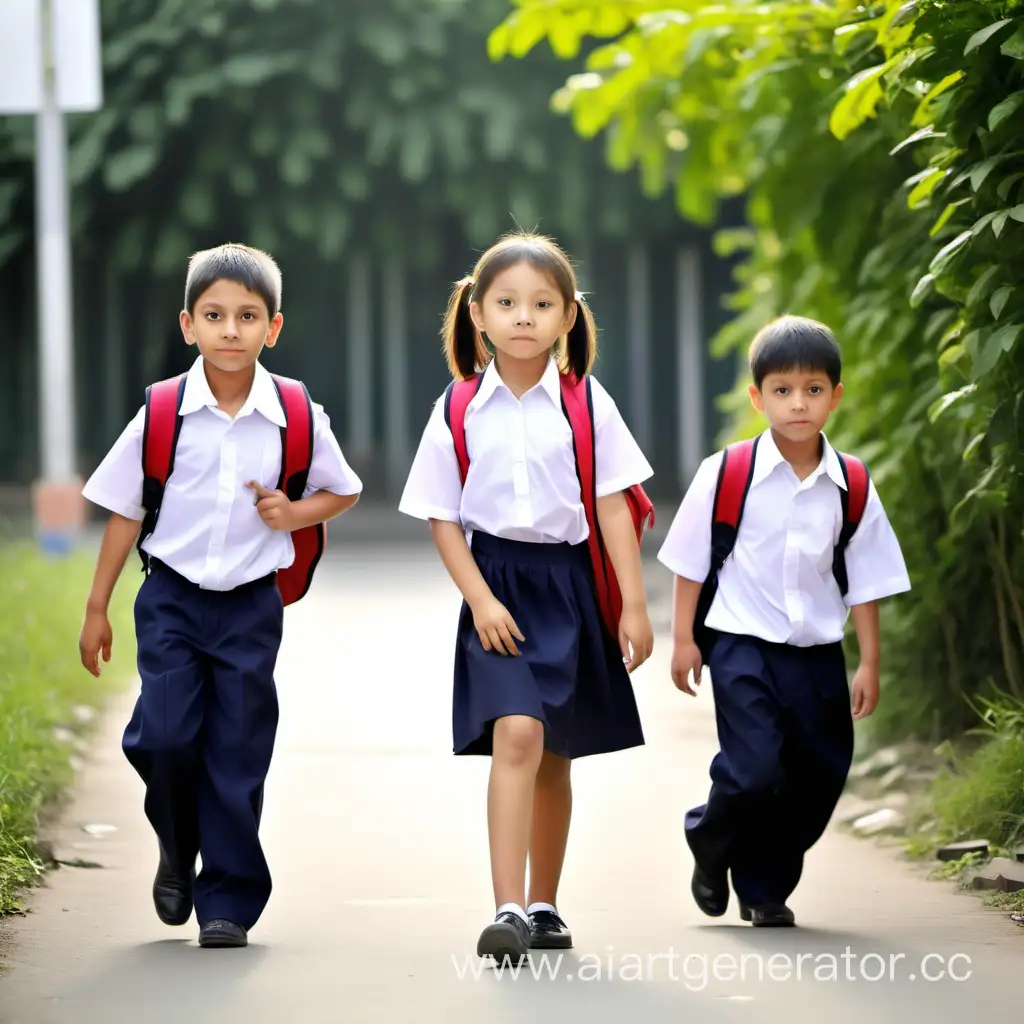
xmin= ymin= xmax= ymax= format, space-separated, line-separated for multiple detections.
xmin=658 ymin=315 xmax=910 ymax=927
xmin=78 ymin=243 xmax=361 ymax=947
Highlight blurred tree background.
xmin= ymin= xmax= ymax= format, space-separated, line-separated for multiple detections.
xmin=489 ymin=0 xmax=1024 ymax=759
xmin=0 ymin=0 xmax=738 ymax=499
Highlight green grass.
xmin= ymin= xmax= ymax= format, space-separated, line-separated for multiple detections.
xmin=890 ymin=692 xmax=1024 ymax=890
xmin=923 ymin=853 xmax=1024 ymax=918
xmin=925 ymin=696 xmax=1024 ymax=854
xmin=0 ymin=541 xmax=138 ymax=914
xmin=982 ymin=889 xmax=1024 ymax=914
xmin=927 ymin=851 xmax=987 ymax=882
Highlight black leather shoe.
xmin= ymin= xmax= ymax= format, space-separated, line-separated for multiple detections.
xmin=477 ymin=911 xmax=530 ymax=963
xmin=198 ymin=919 xmax=248 ymax=948
xmin=153 ymin=855 xmax=195 ymax=926
xmin=739 ymin=900 xmax=751 ymax=922
xmin=691 ymin=863 xmax=729 ymax=917
xmin=528 ymin=909 xmax=573 ymax=949
xmin=749 ymin=902 xmax=795 ymax=927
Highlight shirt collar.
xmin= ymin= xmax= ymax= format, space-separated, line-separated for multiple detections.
xmin=752 ymin=428 xmax=847 ymax=490
xmin=472 ymin=354 xmax=563 ymax=409
xmin=178 ymin=355 xmax=286 ymax=427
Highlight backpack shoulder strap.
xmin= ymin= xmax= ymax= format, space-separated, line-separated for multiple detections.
xmin=832 ymin=451 xmax=870 ymax=596
xmin=142 ymin=375 xmax=187 ymax=492
xmin=560 ymin=373 xmax=618 ymax=629
xmin=443 ymin=374 xmax=483 ymax=486
xmin=138 ymin=374 xmax=187 ymax=568
xmin=837 ymin=452 xmax=870 ymax=527
xmin=271 ymin=374 xmax=315 ymax=501
xmin=558 ymin=373 xmax=596 ymax=515
xmin=708 ymin=435 xmax=759 ymax=570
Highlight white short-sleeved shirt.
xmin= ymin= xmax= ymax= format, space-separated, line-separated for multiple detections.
xmin=398 ymin=356 xmax=653 ymax=544
xmin=82 ymin=355 xmax=362 ymax=590
xmin=656 ymin=428 xmax=910 ymax=647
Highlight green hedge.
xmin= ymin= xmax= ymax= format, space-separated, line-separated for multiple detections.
xmin=494 ymin=0 xmax=1024 ymax=744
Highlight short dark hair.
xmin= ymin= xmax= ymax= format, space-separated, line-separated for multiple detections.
xmin=749 ymin=315 xmax=842 ymax=388
xmin=184 ymin=243 xmax=282 ymax=317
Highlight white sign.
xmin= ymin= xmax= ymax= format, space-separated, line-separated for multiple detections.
xmin=0 ymin=1 xmax=43 ymax=113
xmin=0 ymin=0 xmax=103 ymax=115
xmin=54 ymin=0 xmax=103 ymax=111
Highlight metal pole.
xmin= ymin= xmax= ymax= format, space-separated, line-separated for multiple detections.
xmin=104 ymin=257 xmax=125 ymax=448
xmin=677 ymin=247 xmax=705 ymax=486
xmin=31 ymin=0 xmax=85 ymax=558
xmin=383 ymin=255 xmax=408 ymax=496
xmin=36 ymin=0 xmax=75 ymax=484
xmin=347 ymin=253 xmax=373 ymax=460
xmin=626 ymin=243 xmax=652 ymax=453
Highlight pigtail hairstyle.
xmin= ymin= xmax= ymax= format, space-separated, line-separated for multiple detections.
xmin=564 ymin=289 xmax=598 ymax=382
xmin=441 ymin=276 xmax=488 ymax=381
xmin=444 ymin=231 xmax=599 ymax=381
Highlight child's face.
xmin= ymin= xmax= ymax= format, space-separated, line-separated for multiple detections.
xmin=749 ymin=367 xmax=843 ymax=445
xmin=179 ymin=278 xmax=283 ymax=374
xmin=469 ymin=261 xmax=576 ymax=366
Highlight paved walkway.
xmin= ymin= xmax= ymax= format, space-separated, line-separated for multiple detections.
xmin=0 ymin=539 xmax=1019 ymax=1023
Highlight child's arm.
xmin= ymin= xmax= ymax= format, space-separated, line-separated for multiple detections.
xmin=587 ymin=377 xmax=655 ymax=671
xmin=849 ymin=601 xmax=880 ymax=719
xmin=78 ymin=407 xmax=147 ymax=677
xmin=669 ymin=576 xmax=704 ymax=696
xmin=841 ymin=476 xmax=910 ymax=720
xmin=247 ymin=483 xmax=357 ymax=530
xmin=597 ymin=491 xmax=653 ymax=672
xmin=257 ymin=400 xmax=362 ymax=528
xmin=656 ymin=451 xmax=721 ymax=696
xmin=294 ymin=490 xmax=359 ymax=525
xmin=398 ymin=392 xmax=521 ymax=654
xmin=80 ymin=513 xmax=141 ymax=677
xmin=429 ymin=520 xmax=524 ymax=656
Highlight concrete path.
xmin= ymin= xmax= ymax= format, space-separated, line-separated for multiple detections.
xmin=1 ymin=535 xmax=1020 ymax=1023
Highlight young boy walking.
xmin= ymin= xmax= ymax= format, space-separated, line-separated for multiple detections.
xmin=658 ymin=315 xmax=910 ymax=927
xmin=78 ymin=243 xmax=361 ymax=947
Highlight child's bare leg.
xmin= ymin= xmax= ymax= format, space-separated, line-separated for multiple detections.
xmin=527 ymin=749 xmax=571 ymax=907
xmin=488 ymin=715 xmax=544 ymax=909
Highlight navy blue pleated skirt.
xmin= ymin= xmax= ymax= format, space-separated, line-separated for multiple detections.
xmin=452 ymin=531 xmax=646 ymax=759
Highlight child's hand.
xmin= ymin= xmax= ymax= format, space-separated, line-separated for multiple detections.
xmin=619 ymin=606 xmax=653 ymax=672
xmin=851 ymin=664 xmax=880 ymax=720
xmin=247 ymin=481 xmax=297 ymax=531
xmin=671 ymin=640 xmax=703 ymax=696
xmin=79 ymin=610 xmax=112 ymax=678
xmin=471 ymin=596 xmax=525 ymax=656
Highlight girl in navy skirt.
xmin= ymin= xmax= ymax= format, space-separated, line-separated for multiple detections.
xmin=399 ymin=231 xmax=655 ymax=962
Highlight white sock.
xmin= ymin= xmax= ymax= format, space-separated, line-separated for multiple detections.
xmin=527 ymin=902 xmax=558 ymax=916
xmin=496 ymin=902 xmax=528 ymax=924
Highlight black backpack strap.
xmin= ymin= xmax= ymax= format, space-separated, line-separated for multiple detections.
xmin=832 ymin=451 xmax=870 ymax=596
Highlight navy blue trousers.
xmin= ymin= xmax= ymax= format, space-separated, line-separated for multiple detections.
xmin=123 ymin=561 xmax=283 ymax=931
xmin=684 ymin=633 xmax=854 ymax=906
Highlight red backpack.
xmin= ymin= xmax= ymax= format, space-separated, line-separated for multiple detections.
xmin=138 ymin=372 xmax=324 ymax=606
xmin=444 ymin=371 xmax=655 ymax=639
xmin=692 ymin=433 xmax=870 ymax=661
